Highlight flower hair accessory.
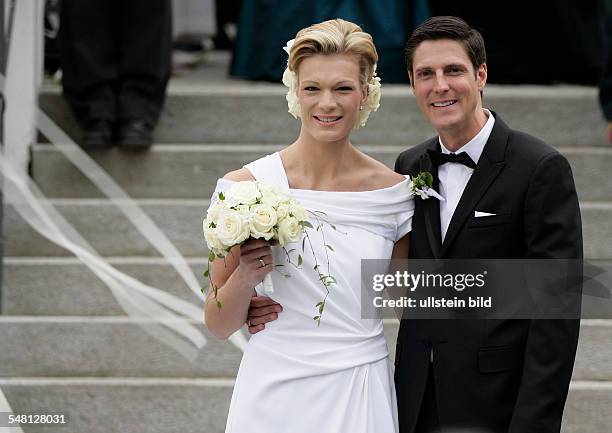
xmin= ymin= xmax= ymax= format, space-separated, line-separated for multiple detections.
xmin=281 ymin=38 xmax=382 ymax=129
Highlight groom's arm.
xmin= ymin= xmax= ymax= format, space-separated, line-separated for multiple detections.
xmin=509 ymin=151 xmax=582 ymax=433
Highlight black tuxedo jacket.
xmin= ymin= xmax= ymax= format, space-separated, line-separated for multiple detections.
xmin=393 ymin=113 xmax=582 ymax=433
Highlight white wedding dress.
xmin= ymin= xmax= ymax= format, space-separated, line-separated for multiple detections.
xmin=211 ymin=152 xmax=414 ymax=433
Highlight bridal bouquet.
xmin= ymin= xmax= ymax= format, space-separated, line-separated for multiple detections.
xmin=203 ymin=180 xmax=337 ymax=325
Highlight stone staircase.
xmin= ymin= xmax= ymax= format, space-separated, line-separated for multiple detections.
xmin=2 ymin=51 xmax=612 ymax=432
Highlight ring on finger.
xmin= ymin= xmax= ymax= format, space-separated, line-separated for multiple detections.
xmin=258 ymin=258 xmax=266 ymax=268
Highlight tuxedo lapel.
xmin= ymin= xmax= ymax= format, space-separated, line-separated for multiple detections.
xmin=440 ymin=114 xmax=509 ymax=256
xmin=420 ymin=140 xmax=442 ymax=258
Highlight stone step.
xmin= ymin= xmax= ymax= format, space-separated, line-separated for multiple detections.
xmin=3 ymin=258 xmax=612 ymax=319
xmin=39 ymin=84 xmax=608 ymax=146
xmin=0 ymin=318 xmax=609 ymax=381
xmin=0 ymin=377 xmax=233 ymax=433
xmin=0 ymin=376 xmax=606 ymax=433
xmin=4 ymin=201 xmax=612 ymax=259
xmin=31 ymin=144 xmax=612 ymax=201
xmin=1 ymin=258 xmax=203 ymax=316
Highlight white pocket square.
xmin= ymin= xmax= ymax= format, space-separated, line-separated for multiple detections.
xmin=474 ymin=211 xmax=496 ymax=218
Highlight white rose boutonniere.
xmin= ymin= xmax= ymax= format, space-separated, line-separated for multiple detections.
xmin=409 ymin=172 xmax=445 ymax=201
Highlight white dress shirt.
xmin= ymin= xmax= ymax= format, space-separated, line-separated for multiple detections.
xmin=438 ymin=109 xmax=495 ymax=242
xmin=429 ymin=109 xmax=495 ymax=364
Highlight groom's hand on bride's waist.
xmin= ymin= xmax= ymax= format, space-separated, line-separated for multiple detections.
xmin=247 ymin=292 xmax=283 ymax=334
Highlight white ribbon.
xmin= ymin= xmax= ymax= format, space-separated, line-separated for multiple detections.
xmin=422 ymin=186 xmax=445 ymax=201
xmin=34 ymin=109 xmax=247 ymax=352
xmin=0 ymin=387 xmax=24 ymax=433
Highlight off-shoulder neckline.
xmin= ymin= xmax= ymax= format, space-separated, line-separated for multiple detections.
xmin=275 ymin=152 xmax=410 ymax=194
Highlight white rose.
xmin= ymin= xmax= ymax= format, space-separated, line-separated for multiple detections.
xmin=203 ymin=225 xmax=225 ymax=257
xmin=250 ymin=204 xmax=278 ymax=240
xmin=225 ymin=181 xmax=261 ymax=207
xmin=216 ymin=208 xmax=251 ymax=248
xmin=278 ymin=216 xmax=302 ymax=245
xmin=288 ymin=200 xmax=309 ymax=222
xmin=276 ymin=203 xmax=290 ymax=220
xmin=282 ymin=68 xmax=300 ymax=119
xmin=259 ymin=183 xmax=287 ymax=207
xmin=356 ymin=68 xmax=382 ymax=129
xmin=206 ymin=202 xmax=223 ymax=221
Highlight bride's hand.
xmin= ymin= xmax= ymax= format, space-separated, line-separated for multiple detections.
xmin=247 ymin=293 xmax=283 ymax=334
xmin=234 ymin=239 xmax=274 ymax=289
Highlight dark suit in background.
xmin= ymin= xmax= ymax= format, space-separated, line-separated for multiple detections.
xmin=394 ymin=113 xmax=583 ymax=433
xmin=60 ymin=0 xmax=172 ymax=147
xmin=428 ymin=0 xmax=606 ymax=84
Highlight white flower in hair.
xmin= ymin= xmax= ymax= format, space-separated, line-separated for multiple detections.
xmin=282 ymin=39 xmax=301 ymax=119
xmin=356 ymin=65 xmax=382 ymax=129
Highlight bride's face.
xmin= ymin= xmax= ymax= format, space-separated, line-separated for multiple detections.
xmin=296 ymin=53 xmax=367 ymax=143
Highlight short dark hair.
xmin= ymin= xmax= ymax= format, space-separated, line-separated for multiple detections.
xmin=404 ymin=16 xmax=487 ymax=80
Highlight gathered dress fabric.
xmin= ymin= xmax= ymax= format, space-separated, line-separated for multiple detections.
xmin=211 ymin=153 xmax=414 ymax=433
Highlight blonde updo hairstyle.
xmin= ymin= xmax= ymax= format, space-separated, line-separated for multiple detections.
xmin=287 ymin=19 xmax=378 ymax=88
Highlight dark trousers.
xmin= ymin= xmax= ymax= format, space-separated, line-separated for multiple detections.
xmin=414 ymin=367 xmax=441 ymax=433
xmin=59 ymin=0 xmax=172 ymax=128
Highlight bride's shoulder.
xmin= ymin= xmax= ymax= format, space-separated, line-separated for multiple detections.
xmin=223 ymin=168 xmax=255 ymax=182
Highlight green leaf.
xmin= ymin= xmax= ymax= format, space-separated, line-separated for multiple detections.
xmin=422 ymin=171 xmax=433 ymax=188
xmin=302 ymin=237 xmax=306 ymax=252
xmin=315 ymin=301 xmax=323 ymax=307
xmin=326 ymin=244 xmax=334 ymax=252
xmin=313 ymin=315 xmax=320 ymax=321
xmin=297 ymin=255 xmax=303 ymax=266
xmin=208 ymin=251 xmax=216 ymax=262
xmin=330 ymin=224 xmax=337 ymax=231
xmin=203 ymin=269 xmax=210 ymax=278
xmin=300 ymin=221 xmax=314 ymax=229
xmin=318 ymin=303 xmax=324 ymax=314
xmin=216 ymin=300 xmax=223 ymax=310
xmin=218 ymin=192 xmax=225 ymax=200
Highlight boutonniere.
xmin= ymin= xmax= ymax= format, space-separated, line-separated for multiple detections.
xmin=409 ymin=172 xmax=445 ymax=201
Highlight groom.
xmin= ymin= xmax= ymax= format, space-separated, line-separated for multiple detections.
xmin=392 ymin=16 xmax=582 ymax=433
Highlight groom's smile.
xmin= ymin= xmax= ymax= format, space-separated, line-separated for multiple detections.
xmin=431 ymin=99 xmax=458 ymax=108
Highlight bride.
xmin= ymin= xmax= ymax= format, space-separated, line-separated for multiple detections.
xmin=205 ymin=19 xmax=414 ymax=433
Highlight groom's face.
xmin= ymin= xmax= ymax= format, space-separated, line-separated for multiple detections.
xmin=410 ymin=39 xmax=487 ymax=138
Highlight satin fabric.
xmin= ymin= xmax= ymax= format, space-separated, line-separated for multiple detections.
xmin=211 ymin=152 xmax=414 ymax=433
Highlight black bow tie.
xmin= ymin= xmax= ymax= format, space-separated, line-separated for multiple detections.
xmin=427 ymin=149 xmax=477 ymax=169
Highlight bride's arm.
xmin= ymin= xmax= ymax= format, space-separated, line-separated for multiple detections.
xmin=388 ymin=234 xmax=410 ymax=319
xmin=204 ymin=169 xmax=273 ymax=340
xmin=392 ymin=234 xmax=410 ymax=259
xmin=205 ymin=239 xmax=274 ymax=340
